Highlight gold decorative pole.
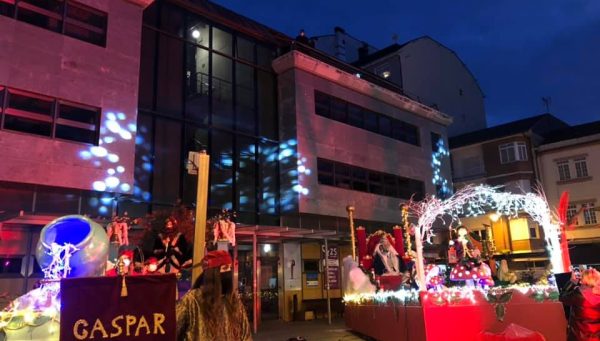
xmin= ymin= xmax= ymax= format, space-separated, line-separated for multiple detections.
xmin=401 ymin=205 xmax=412 ymax=253
xmin=191 ymin=150 xmax=210 ymax=285
xmin=346 ymin=205 xmax=356 ymax=261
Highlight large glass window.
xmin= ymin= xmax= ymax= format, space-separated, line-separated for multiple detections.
xmin=1 ymin=0 xmax=107 ymax=46
xmin=210 ymin=130 xmax=233 ymax=210
xmin=212 ymin=27 xmax=232 ymax=56
xmin=185 ymin=43 xmax=210 ymax=124
xmin=236 ymin=62 xmax=255 ymax=133
xmin=186 ymin=14 xmax=209 ymax=47
xmin=156 ymin=34 xmax=183 ymax=116
xmin=499 ymin=142 xmax=527 ymax=164
xmin=212 ymin=54 xmax=233 ymax=128
xmin=237 ymin=136 xmax=257 ymax=223
xmin=257 ymin=71 xmax=277 ymax=139
xmin=152 ymin=118 xmax=182 ymax=204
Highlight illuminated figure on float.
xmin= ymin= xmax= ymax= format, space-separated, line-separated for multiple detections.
xmin=373 ymin=237 xmax=401 ymax=275
xmin=1 ymin=215 xmax=109 ymax=341
xmin=449 ymin=226 xmax=494 ymax=287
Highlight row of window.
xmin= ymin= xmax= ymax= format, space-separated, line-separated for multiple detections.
xmin=0 ymin=0 xmax=107 ymax=47
xmin=567 ymin=202 xmax=598 ymax=225
xmin=314 ymin=91 xmax=420 ymax=146
xmin=0 ymin=86 xmax=100 ymax=145
xmin=557 ymin=157 xmax=589 ymax=181
xmin=317 ymin=158 xmax=425 ymax=200
xmin=499 ymin=142 xmax=527 ymax=164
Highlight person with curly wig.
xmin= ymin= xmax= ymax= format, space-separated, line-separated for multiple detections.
xmin=560 ymin=267 xmax=600 ymax=340
xmin=176 ymin=250 xmax=252 ymax=341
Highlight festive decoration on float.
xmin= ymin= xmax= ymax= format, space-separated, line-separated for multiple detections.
xmin=211 ymin=209 xmax=237 ymax=246
xmin=430 ymin=137 xmax=452 ymax=199
xmin=409 ymin=185 xmax=563 ymax=289
xmin=0 ymin=242 xmax=79 ymax=335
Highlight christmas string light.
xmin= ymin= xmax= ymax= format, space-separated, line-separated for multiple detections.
xmin=0 ymin=243 xmax=78 ymax=335
xmin=409 ymin=184 xmax=563 ymax=288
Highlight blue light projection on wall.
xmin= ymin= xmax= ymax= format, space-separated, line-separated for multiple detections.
xmin=431 ymin=138 xmax=452 ymax=199
xmin=278 ymin=138 xmax=311 ymax=213
xmin=77 ymin=111 xmax=137 ymax=214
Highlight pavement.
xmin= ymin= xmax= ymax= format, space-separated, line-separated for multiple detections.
xmin=254 ymin=318 xmax=368 ymax=341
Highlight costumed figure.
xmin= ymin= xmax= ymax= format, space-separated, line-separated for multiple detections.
xmin=213 ymin=217 xmax=236 ymax=246
xmin=107 ymin=215 xmax=130 ymax=247
xmin=424 ymin=264 xmax=445 ymax=290
xmin=449 ymin=226 xmax=494 ymax=287
xmin=373 ymin=236 xmax=401 ymax=276
xmin=176 ymin=250 xmax=252 ymax=341
xmin=153 ymin=217 xmax=192 ymax=274
xmin=144 ymin=257 xmax=159 ymax=274
xmin=106 ymin=250 xmax=137 ymax=276
xmin=560 ymin=268 xmax=600 ymax=341
xmin=342 ymin=256 xmax=376 ymax=295
xmin=497 ymin=259 xmax=518 ymax=284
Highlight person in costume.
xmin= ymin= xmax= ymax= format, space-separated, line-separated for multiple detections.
xmin=449 ymin=226 xmax=493 ymax=287
xmin=373 ymin=236 xmax=401 ymax=275
xmin=176 ymin=250 xmax=252 ymax=341
xmin=153 ymin=217 xmax=192 ymax=274
xmin=560 ymin=268 xmax=600 ymax=341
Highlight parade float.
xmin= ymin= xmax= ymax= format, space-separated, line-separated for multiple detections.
xmin=343 ymin=185 xmax=569 ymax=341
xmin=0 ymin=215 xmax=178 ymax=341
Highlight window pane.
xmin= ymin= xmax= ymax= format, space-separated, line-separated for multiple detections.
xmin=185 ymin=44 xmax=210 ymax=124
xmin=133 ymin=113 xmax=153 ymax=202
xmin=236 ymin=37 xmax=254 ymax=62
xmin=212 ymin=27 xmax=232 ymax=55
xmin=138 ymin=27 xmax=157 ymax=110
xmin=330 ymin=98 xmax=347 ymax=122
xmin=212 ymin=54 xmax=233 ymax=128
xmin=186 ymin=14 xmax=209 ymax=47
xmin=152 ymin=118 xmax=182 ymax=204
xmin=237 ymin=137 xmax=256 ymax=212
xmin=4 ymin=115 xmax=51 ymax=136
xmin=210 ymin=131 xmax=233 ymax=210
xmin=347 ymin=105 xmax=363 ymax=127
xmin=59 ymin=103 xmax=98 ymax=125
xmin=314 ymin=91 xmax=330 ymax=117
xmin=156 ymin=34 xmax=183 ymax=116
xmin=17 ymin=0 xmax=63 ymax=32
xmin=8 ymin=91 xmax=53 ymax=116
xmin=383 ymin=175 xmax=397 ymax=197
xmin=55 ymin=125 xmax=96 ymax=144
xmin=379 ymin=116 xmax=391 ymax=137
xmin=364 ymin=110 xmax=378 ymax=133
xmin=317 ymin=159 xmax=334 ymax=173
xmin=159 ymin=3 xmax=183 ymax=37
xmin=259 ymin=141 xmax=278 ymax=215
xmin=236 ymin=62 xmax=256 ymax=133
xmin=257 ymin=45 xmax=275 ymax=68
xmin=257 ymin=71 xmax=277 ymax=139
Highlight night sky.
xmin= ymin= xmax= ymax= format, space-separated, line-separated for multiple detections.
xmin=216 ymin=0 xmax=600 ymax=127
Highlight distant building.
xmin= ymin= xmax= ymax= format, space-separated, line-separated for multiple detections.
xmin=536 ymin=120 xmax=600 ymax=265
xmin=313 ymin=28 xmax=487 ymax=137
xmin=449 ymin=114 xmax=568 ymax=271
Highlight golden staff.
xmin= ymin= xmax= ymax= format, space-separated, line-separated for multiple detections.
xmin=401 ymin=204 xmax=412 ymax=253
xmin=346 ymin=205 xmax=356 ymax=261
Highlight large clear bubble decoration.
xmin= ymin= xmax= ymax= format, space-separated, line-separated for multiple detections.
xmin=35 ymin=215 xmax=109 ymax=278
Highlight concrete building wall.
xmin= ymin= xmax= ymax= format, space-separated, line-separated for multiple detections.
xmin=390 ymin=38 xmax=486 ymax=137
xmin=274 ymin=51 xmax=452 ymax=224
xmin=0 ymin=0 xmax=147 ymax=194
xmin=312 ymin=29 xmax=378 ymax=63
xmin=537 ymin=136 xmax=600 ymax=241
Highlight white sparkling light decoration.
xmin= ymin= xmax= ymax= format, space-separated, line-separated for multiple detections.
xmin=409 ymin=184 xmax=563 ymax=289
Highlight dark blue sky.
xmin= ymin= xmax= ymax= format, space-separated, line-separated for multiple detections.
xmin=217 ymin=0 xmax=600 ymax=127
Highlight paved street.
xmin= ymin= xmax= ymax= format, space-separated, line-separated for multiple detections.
xmin=254 ymin=318 xmax=368 ymax=341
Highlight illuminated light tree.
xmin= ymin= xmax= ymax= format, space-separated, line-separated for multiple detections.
xmin=409 ymin=184 xmax=563 ymax=290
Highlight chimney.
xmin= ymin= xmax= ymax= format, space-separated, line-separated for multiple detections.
xmin=334 ymin=27 xmax=346 ymax=61
xmin=358 ymin=42 xmax=369 ymax=62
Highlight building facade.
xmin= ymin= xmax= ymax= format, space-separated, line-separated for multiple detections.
xmin=0 ymin=0 xmax=151 ymax=297
xmin=536 ymin=121 xmax=600 ymax=265
xmin=0 ymin=0 xmax=453 ymax=324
